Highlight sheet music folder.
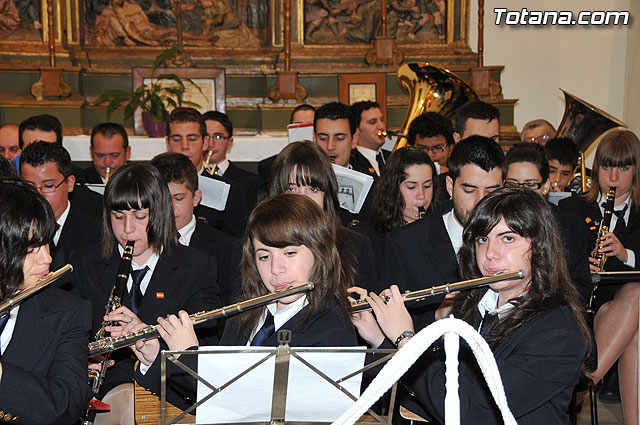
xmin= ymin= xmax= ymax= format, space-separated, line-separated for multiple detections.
xmin=158 ymin=331 xmax=396 ymax=425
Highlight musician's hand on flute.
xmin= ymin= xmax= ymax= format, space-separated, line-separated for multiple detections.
xmin=156 ymin=310 xmax=199 ymax=356
xmin=348 ymin=287 xmax=385 ymax=347
xmin=368 ymin=285 xmax=414 ymax=347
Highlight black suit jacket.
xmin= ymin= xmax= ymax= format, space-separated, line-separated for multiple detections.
xmin=69 ymin=244 xmax=220 ymax=395
xmin=51 ymin=205 xmax=101 ymax=274
xmin=197 ymin=171 xmax=249 ymax=237
xmin=69 ymin=184 xmax=103 ymax=218
xmin=349 ymin=149 xmax=391 ymax=179
xmin=257 ymin=155 xmax=277 ymax=184
xmin=188 ymin=218 xmax=236 ymax=305
xmin=408 ymin=305 xmax=586 ymax=425
xmin=135 ymin=296 xmax=357 ymax=409
xmin=353 ymin=220 xmax=385 ymax=283
xmin=76 ymin=166 xmax=103 ymax=185
xmin=383 ymin=205 xmax=458 ymax=329
xmin=223 ymin=161 xmax=261 ymax=210
xmin=551 ymin=203 xmax=592 ymax=305
xmin=0 ymin=287 xmax=92 ymax=425
xmin=559 ymin=194 xmax=640 ymax=305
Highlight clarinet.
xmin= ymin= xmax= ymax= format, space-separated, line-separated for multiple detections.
xmin=586 ymin=187 xmax=616 ymax=323
xmin=83 ymin=240 xmax=135 ymax=424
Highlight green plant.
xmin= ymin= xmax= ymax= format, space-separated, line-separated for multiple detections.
xmin=93 ymin=47 xmax=202 ymax=123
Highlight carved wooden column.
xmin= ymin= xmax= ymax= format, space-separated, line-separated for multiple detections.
xmin=269 ymin=0 xmax=307 ymax=102
xmin=470 ymin=0 xmax=502 ymax=100
xmin=365 ymin=0 xmax=403 ymax=66
xmin=31 ymin=0 xmax=71 ymax=100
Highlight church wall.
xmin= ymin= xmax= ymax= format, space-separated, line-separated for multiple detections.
xmin=469 ymin=0 xmax=630 ymax=133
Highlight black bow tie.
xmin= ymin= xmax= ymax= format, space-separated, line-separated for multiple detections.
xmin=601 ymin=202 xmax=628 ymax=219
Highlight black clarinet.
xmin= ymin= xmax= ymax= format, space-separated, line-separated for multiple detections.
xmin=83 ymin=240 xmax=135 ymax=424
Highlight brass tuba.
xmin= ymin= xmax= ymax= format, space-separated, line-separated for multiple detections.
xmin=386 ymin=63 xmax=478 ymax=152
xmin=555 ymin=90 xmax=627 ymax=192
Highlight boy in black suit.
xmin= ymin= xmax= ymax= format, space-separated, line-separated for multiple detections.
xmin=165 ymin=107 xmax=248 ymax=236
xmin=19 ymin=141 xmax=101 ymax=272
xmin=202 ymin=110 xmax=260 ymax=210
xmin=151 ymin=152 xmax=236 ymax=305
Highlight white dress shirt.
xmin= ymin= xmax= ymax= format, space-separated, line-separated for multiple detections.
xmin=53 ymin=201 xmax=71 ymax=246
xmin=442 ymin=209 xmax=464 ymax=256
xmin=178 ymin=215 xmax=197 ymax=246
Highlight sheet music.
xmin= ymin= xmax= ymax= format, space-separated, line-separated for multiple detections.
xmin=332 ymin=164 xmax=374 ymax=214
xmin=85 ymin=183 xmax=106 ymax=195
xmin=198 ymin=175 xmax=231 ymax=211
xmin=287 ymin=122 xmax=314 ymax=143
xmin=195 ymin=346 xmax=365 ymax=424
xmin=547 ymin=191 xmax=572 ymax=205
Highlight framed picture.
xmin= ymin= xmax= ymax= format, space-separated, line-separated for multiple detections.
xmin=132 ymin=67 xmax=226 ymax=136
xmin=338 ymin=73 xmax=387 ymax=121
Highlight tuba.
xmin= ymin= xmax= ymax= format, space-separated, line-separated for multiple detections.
xmin=555 ymin=90 xmax=627 ymax=192
xmin=384 ymin=63 xmax=478 ymax=152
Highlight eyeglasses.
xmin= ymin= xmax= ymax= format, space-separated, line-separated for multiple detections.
xmin=503 ymin=180 xmax=545 ymax=190
xmin=524 ymin=134 xmax=550 ymax=144
xmin=33 ymin=178 xmax=66 ymax=193
xmin=416 ymin=145 xmax=446 ymax=154
xmin=207 ymin=134 xmax=230 ymax=142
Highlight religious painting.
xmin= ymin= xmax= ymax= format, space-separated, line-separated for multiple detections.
xmin=303 ymin=0 xmax=447 ymax=45
xmin=85 ymin=0 xmax=269 ymax=47
xmin=0 ymin=0 xmax=41 ymax=40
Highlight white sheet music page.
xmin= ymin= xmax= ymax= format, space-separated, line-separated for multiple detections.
xmin=332 ymin=164 xmax=374 ymax=214
xmin=195 ymin=346 xmax=365 ymax=424
xmin=197 ymin=175 xmax=231 ymax=211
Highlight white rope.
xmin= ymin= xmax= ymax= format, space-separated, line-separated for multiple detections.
xmin=332 ymin=317 xmax=517 ymax=425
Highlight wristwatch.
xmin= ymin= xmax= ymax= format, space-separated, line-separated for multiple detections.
xmin=394 ymin=330 xmax=415 ymax=347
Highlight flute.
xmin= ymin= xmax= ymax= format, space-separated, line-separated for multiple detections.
xmin=88 ymin=282 xmax=315 ymax=357
xmin=350 ymin=270 xmax=524 ymax=312
xmin=0 ymin=264 xmax=73 ymax=316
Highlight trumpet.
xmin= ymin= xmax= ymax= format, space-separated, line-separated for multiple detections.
xmin=378 ymin=130 xmax=406 ymax=139
xmin=88 ymin=282 xmax=315 ymax=357
xmin=104 ymin=167 xmax=111 ymax=184
xmin=350 ymin=270 xmax=524 ymax=312
xmin=203 ymin=151 xmax=217 ymax=175
xmin=0 ymin=264 xmax=73 ymax=316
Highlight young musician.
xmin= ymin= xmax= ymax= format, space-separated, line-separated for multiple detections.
xmin=111 ymin=194 xmax=358 ymax=409
xmin=353 ymin=188 xmax=590 ymax=424
xmin=503 ymin=143 xmax=591 ymax=304
xmin=69 ymin=163 xmax=220 ymax=424
xmin=544 ymin=137 xmax=579 ymax=192
xmin=0 ymin=177 xmax=92 ymax=424
xmin=559 ymin=129 xmax=640 ymax=424
xmin=354 ymin=147 xmax=438 ymax=280
xmin=150 ymin=152 xmax=236 ymax=305
xmin=267 ymin=141 xmax=379 ymax=293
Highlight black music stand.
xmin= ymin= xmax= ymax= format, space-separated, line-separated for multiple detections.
xmin=158 ymin=330 xmax=397 ymax=425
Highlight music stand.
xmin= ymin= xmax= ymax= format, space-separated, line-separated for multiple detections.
xmin=158 ymin=330 xmax=397 ymax=425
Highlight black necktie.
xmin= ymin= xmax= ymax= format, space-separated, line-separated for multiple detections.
xmin=479 ymin=312 xmax=498 ymax=337
xmin=251 ymin=312 xmax=275 ymax=346
xmin=130 ymin=266 xmax=150 ymax=314
xmin=0 ymin=314 xmax=9 ymax=357
xmin=376 ymin=152 xmax=385 ymax=175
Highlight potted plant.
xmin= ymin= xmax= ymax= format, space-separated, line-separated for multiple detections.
xmin=93 ymin=47 xmax=201 ymax=137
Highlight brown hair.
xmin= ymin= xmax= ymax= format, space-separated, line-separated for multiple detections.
xmin=235 ymin=194 xmax=348 ymax=339
xmin=585 ymin=129 xmax=640 ymax=207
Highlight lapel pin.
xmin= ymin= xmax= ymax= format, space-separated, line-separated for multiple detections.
xmin=156 ymin=292 xmax=165 ymax=299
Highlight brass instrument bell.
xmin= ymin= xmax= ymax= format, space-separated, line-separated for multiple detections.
xmin=391 ymin=63 xmax=478 ymax=152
